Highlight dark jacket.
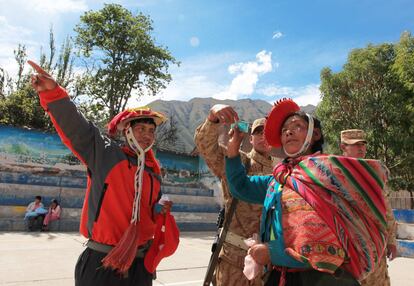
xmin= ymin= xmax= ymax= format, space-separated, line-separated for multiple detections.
xmin=39 ymin=86 xmax=162 ymax=246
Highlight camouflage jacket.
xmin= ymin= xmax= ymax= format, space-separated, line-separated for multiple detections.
xmin=384 ymin=187 xmax=397 ymax=247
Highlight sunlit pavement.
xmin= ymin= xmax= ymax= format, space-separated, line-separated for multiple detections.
xmin=0 ymin=232 xmax=412 ymax=286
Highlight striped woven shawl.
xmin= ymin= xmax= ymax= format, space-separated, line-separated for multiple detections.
xmin=273 ymin=154 xmax=388 ymax=281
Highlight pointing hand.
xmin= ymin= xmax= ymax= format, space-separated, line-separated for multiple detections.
xmin=27 ymin=60 xmax=57 ymax=92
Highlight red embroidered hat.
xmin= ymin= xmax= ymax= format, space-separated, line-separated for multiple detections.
xmin=264 ymin=98 xmax=300 ymax=148
xmin=144 ymin=213 xmax=180 ymax=273
xmin=108 ymin=107 xmax=167 ymax=136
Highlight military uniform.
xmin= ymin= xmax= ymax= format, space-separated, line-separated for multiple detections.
xmin=195 ymin=119 xmax=278 ymax=286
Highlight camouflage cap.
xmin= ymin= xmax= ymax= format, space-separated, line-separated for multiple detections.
xmin=340 ymin=129 xmax=367 ymax=144
xmin=251 ymin=118 xmax=266 ymax=134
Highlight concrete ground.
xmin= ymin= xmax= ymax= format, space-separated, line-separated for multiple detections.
xmin=0 ymin=232 xmax=412 ymax=286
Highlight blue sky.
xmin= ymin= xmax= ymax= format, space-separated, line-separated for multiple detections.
xmin=1 ymin=0 xmax=413 ymax=106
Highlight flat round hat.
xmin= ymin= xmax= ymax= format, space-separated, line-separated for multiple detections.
xmin=264 ymin=98 xmax=300 ymax=148
xmin=108 ymin=107 xmax=167 ymax=136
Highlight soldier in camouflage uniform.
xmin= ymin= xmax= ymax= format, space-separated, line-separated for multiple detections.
xmin=340 ymin=129 xmax=397 ymax=286
xmin=195 ymin=104 xmax=279 ymax=286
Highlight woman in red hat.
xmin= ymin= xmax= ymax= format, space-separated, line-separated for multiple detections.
xmin=28 ymin=60 xmax=179 ymax=286
xmin=225 ymin=99 xmax=389 ymax=286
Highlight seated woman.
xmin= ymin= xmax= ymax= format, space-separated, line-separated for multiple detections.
xmin=42 ymin=199 xmax=62 ymax=231
xmin=225 ymin=99 xmax=388 ymax=286
xmin=25 ymin=195 xmax=48 ymax=231
xmin=24 ymin=195 xmax=44 ymax=219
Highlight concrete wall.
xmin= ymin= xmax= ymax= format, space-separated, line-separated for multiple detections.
xmin=394 ymin=209 xmax=414 ymax=258
xmin=0 ymin=125 xmax=222 ymax=232
xmin=0 ymin=162 xmax=219 ymax=232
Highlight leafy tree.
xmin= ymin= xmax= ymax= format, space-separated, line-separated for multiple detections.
xmin=14 ymin=44 xmax=26 ymax=90
xmin=74 ymin=3 xmax=178 ymax=120
xmin=154 ymin=113 xmax=178 ymax=150
xmin=0 ymin=28 xmax=78 ymax=130
xmin=316 ymin=32 xmax=414 ymax=199
xmin=394 ymin=31 xmax=414 ymax=93
xmin=38 ymin=28 xmax=76 ymax=91
xmin=0 ymin=67 xmax=12 ymax=99
xmin=0 ymin=44 xmax=46 ymax=129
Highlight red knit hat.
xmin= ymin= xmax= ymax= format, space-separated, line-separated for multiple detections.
xmin=108 ymin=107 xmax=167 ymax=136
xmin=264 ymin=98 xmax=300 ymax=148
xmin=144 ymin=212 xmax=180 ymax=273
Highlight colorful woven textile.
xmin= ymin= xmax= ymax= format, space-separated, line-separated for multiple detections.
xmin=281 ymin=187 xmax=346 ymax=274
xmin=273 ymin=154 xmax=388 ymax=281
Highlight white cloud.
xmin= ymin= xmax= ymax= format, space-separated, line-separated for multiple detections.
xmin=132 ymin=53 xmax=238 ymax=106
xmin=0 ymin=16 xmax=32 ymax=38
xmin=133 ymin=50 xmax=275 ymax=105
xmin=291 ymin=85 xmax=321 ymax=106
xmin=27 ymin=0 xmax=87 ymax=14
xmin=272 ymin=31 xmax=283 ymax=39
xmin=0 ymin=0 xmax=88 ymax=76
xmin=259 ymin=85 xmax=291 ymax=97
xmin=190 ymin=36 xmax=200 ymax=47
xmin=258 ymin=83 xmax=321 ymax=106
xmin=214 ymin=50 xmax=273 ymax=100
xmin=0 ymin=17 xmax=39 ymax=76
xmin=134 ymin=75 xmax=226 ymax=106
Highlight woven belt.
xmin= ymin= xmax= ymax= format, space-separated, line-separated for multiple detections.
xmin=86 ymin=240 xmax=150 ymax=258
xmin=224 ymin=231 xmax=249 ymax=251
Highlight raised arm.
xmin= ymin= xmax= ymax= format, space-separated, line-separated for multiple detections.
xmin=28 ymin=60 xmax=109 ymax=171
xmin=225 ymin=155 xmax=271 ymax=204
xmin=194 ymin=119 xmax=225 ymax=177
xmin=224 ymin=124 xmax=270 ymax=203
xmin=194 ymin=104 xmax=239 ymax=177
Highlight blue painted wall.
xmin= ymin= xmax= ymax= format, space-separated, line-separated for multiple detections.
xmin=0 ymin=125 xmax=209 ymax=181
xmin=393 ymin=209 xmax=414 ymax=224
xmin=0 ymin=125 xmax=73 ymax=165
xmin=0 ymin=125 xmax=215 ymax=210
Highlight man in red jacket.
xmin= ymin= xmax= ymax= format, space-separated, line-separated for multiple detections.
xmin=28 ymin=60 xmax=179 ymax=286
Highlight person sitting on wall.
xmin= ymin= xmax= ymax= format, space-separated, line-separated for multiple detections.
xmin=24 ymin=195 xmax=48 ymax=231
xmin=42 ymin=199 xmax=62 ymax=231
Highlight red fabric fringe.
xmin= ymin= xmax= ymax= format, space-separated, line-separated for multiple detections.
xmin=102 ymin=223 xmax=140 ymax=274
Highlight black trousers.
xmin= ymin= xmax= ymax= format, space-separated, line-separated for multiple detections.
xmin=264 ymin=268 xmax=360 ymax=286
xmin=27 ymin=215 xmax=45 ymax=231
xmin=75 ymin=248 xmax=153 ymax=286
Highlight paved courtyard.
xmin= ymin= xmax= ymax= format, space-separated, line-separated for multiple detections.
xmin=0 ymin=232 xmax=412 ymax=286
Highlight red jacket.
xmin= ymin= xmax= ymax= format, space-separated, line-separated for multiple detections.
xmin=39 ymin=86 xmax=162 ymax=246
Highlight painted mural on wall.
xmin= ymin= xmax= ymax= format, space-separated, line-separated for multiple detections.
xmin=0 ymin=125 xmax=212 ymax=187
xmin=156 ymin=150 xmax=211 ymax=187
xmin=0 ymin=125 xmax=76 ymax=166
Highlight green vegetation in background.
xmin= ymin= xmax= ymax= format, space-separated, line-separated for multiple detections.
xmin=0 ymin=3 xmax=178 ymax=145
xmin=317 ymin=31 xmax=414 ymax=195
